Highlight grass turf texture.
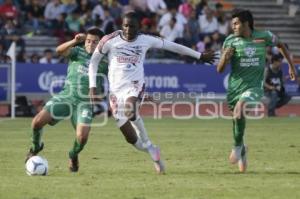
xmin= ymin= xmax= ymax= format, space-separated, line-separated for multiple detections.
xmin=0 ymin=117 xmax=299 ymax=199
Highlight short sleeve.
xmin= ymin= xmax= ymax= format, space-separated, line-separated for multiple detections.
xmin=68 ymin=46 xmax=79 ymax=60
xmin=265 ymin=31 xmax=279 ymax=47
xmin=222 ymin=35 xmax=234 ymax=49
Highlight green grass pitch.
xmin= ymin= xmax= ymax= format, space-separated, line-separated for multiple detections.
xmin=0 ymin=117 xmax=300 ymax=199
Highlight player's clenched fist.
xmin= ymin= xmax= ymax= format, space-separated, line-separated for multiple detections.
xmin=75 ymin=33 xmax=86 ymax=43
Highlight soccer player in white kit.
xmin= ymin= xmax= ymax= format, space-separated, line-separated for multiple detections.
xmin=89 ymin=12 xmax=215 ymax=174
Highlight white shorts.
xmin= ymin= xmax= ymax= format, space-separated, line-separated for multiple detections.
xmin=109 ymin=81 xmax=145 ymax=127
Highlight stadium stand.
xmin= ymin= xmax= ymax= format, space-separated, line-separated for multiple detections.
xmin=1 ymin=0 xmax=300 ymax=63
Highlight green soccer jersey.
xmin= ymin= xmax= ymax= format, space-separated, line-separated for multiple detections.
xmin=61 ymin=46 xmax=108 ymax=101
xmin=223 ymin=30 xmax=279 ymax=96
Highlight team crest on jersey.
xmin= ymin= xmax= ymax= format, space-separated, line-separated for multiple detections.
xmin=244 ymin=47 xmax=256 ymax=58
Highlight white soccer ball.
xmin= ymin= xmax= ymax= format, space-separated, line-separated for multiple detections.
xmin=25 ymin=156 xmax=48 ymax=176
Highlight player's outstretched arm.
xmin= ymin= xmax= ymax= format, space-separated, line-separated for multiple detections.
xmin=88 ymin=47 xmax=104 ymax=104
xmin=161 ymin=40 xmax=217 ymax=64
xmin=277 ymin=42 xmax=297 ymax=81
xmin=217 ymin=47 xmax=234 ymax=73
xmin=56 ymin=33 xmax=86 ymax=57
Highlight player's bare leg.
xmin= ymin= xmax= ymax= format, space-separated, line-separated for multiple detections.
xmin=25 ymin=110 xmax=53 ymax=162
xmin=122 ymin=97 xmax=165 ymax=174
xmin=68 ymin=124 xmax=90 ymax=172
xmin=230 ymin=101 xmax=247 ymax=172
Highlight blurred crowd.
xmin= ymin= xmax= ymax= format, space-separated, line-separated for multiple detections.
xmin=0 ymin=0 xmax=234 ymax=63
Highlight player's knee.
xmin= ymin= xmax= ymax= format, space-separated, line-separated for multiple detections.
xmin=124 ymin=109 xmax=136 ymax=121
xmin=77 ymin=134 xmax=88 ymax=145
xmin=31 ymin=116 xmax=44 ymax=129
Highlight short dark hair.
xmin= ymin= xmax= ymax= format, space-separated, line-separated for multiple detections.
xmin=232 ymin=9 xmax=254 ymax=30
xmin=86 ymin=27 xmax=104 ymax=38
xmin=271 ymin=54 xmax=283 ymax=63
xmin=124 ymin=11 xmax=139 ymax=21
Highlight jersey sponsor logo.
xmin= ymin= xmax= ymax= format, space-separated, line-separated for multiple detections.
xmin=117 ymin=56 xmax=139 ymax=63
xmin=116 ymin=45 xmax=142 ymax=64
xmin=253 ymin=38 xmax=265 ymax=43
xmin=244 ymin=46 xmax=256 ymax=58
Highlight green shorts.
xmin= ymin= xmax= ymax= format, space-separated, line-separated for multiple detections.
xmin=43 ymin=95 xmax=93 ymax=128
xmin=227 ymin=87 xmax=263 ymax=111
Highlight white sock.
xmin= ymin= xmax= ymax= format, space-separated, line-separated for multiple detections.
xmin=131 ymin=116 xmax=152 ymax=148
xmin=133 ymin=137 xmax=148 ymax=152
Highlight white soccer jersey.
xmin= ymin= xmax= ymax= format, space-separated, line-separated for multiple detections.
xmin=89 ymin=30 xmax=201 ymax=92
xmin=98 ymin=31 xmax=164 ymax=92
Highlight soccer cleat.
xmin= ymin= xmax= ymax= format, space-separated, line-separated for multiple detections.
xmin=238 ymin=145 xmax=248 ymax=173
xmin=25 ymin=142 xmax=44 ymax=163
xmin=229 ymin=145 xmax=242 ymax=164
xmin=148 ymin=145 xmax=165 ymax=174
xmin=69 ymin=155 xmax=79 ymax=172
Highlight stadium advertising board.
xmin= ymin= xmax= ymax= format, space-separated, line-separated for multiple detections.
xmin=0 ymin=63 xmax=299 ymax=101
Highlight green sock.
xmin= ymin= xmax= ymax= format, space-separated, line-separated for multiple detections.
xmin=69 ymin=139 xmax=86 ymax=159
xmin=32 ymin=128 xmax=43 ymax=152
xmin=232 ymin=117 xmax=246 ymax=146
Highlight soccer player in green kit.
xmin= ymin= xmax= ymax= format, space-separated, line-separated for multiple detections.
xmin=217 ymin=9 xmax=296 ymax=172
xmin=25 ymin=27 xmax=108 ymax=172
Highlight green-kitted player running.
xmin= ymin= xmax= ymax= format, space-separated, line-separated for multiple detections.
xmin=217 ymin=9 xmax=296 ymax=172
xmin=25 ymin=27 xmax=108 ymax=172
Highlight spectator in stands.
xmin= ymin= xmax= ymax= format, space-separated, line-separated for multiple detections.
xmin=100 ymin=7 xmax=116 ymax=34
xmin=140 ymin=17 xmax=159 ymax=36
xmin=30 ymin=52 xmax=40 ymax=63
xmin=24 ymin=0 xmax=46 ymax=34
xmin=129 ymin=0 xmax=148 ymax=13
xmin=158 ymin=5 xmax=187 ymax=32
xmin=288 ymin=0 xmax=300 ymax=17
xmin=164 ymin=0 xmax=181 ymax=10
xmin=0 ymin=42 xmax=9 ymax=63
xmin=184 ymin=9 xmax=200 ymax=48
xmin=214 ymin=2 xmax=225 ymax=19
xmin=79 ymin=7 xmax=94 ymax=30
xmin=0 ymin=19 xmax=25 ymax=51
xmin=210 ymin=31 xmax=223 ymax=52
xmin=39 ymin=48 xmax=58 ymax=64
xmin=44 ymin=0 xmax=65 ymax=29
xmin=179 ymin=0 xmax=194 ymax=19
xmin=146 ymin=0 xmax=167 ymax=16
xmin=198 ymin=6 xmax=219 ymax=35
xmin=66 ymin=11 xmax=82 ymax=33
xmin=109 ymin=0 xmax=123 ymax=20
xmin=75 ymin=0 xmax=91 ymax=15
xmin=0 ymin=0 xmax=18 ymax=20
xmin=53 ymin=12 xmax=70 ymax=43
xmin=159 ymin=17 xmax=183 ymax=42
xmin=92 ymin=1 xmax=105 ymax=21
xmin=264 ymin=54 xmax=291 ymax=117
xmin=17 ymin=50 xmax=28 ymax=63
xmin=196 ymin=34 xmax=212 ymax=52
xmin=217 ymin=13 xmax=230 ymax=37
xmin=61 ymin=0 xmax=77 ymax=13
xmin=195 ymin=0 xmax=208 ymax=17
